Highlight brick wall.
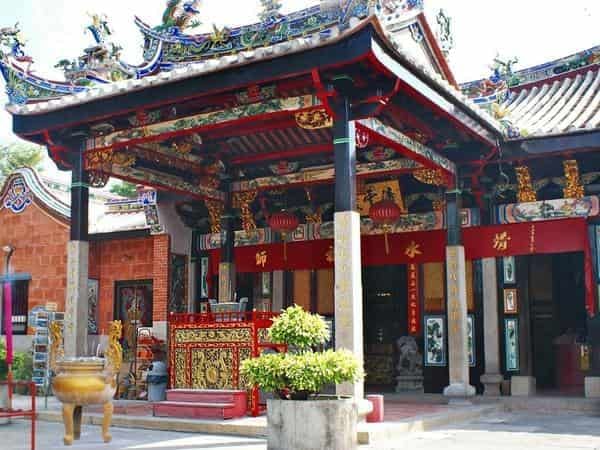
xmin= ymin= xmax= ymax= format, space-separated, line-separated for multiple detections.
xmin=0 ymin=201 xmax=69 ymax=313
xmin=93 ymin=236 xmax=156 ymax=334
xmin=152 ymin=234 xmax=171 ymax=323
xmin=0 ymin=200 xmax=171 ymax=334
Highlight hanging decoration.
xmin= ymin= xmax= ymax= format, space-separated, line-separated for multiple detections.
xmin=269 ymin=211 xmax=299 ymax=261
xmin=413 ymin=168 xmax=446 ymax=186
xmin=515 ymin=166 xmax=537 ymax=203
xmin=295 ymin=108 xmax=333 ymax=130
xmin=369 ymin=199 xmax=402 ymax=254
xmin=205 ymin=199 xmax=224 ymax=234
xmin=234 ymin=191 xmax=258 ymax=233
xmin=355 ymin=128 xmax=370 ymax=149
xmin=563 ymin=159 xmax=585 ymax=199
xmin=89 ymin=171 xmax=110 ymax=188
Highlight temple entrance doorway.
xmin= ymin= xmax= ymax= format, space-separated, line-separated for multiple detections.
xmin=363 ymin=265 xmax=408 ymax=391
xmin=527 ymin=253 xmax=587 ymax=394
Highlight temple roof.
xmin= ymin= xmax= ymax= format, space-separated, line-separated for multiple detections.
xmin=0 ymin=1 xmax=501 ymax=137
xmin=0 ymin=167 xmax=148 ymax=234
xmin=462 ymin=45 xmax=600 ymax=140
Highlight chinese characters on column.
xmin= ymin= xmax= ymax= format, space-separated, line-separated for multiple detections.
xmin=408 ymin=263 xmax=420 ymax=335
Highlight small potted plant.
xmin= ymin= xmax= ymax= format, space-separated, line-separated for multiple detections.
xmin=241 ymin=305 xmax=363 ymax=450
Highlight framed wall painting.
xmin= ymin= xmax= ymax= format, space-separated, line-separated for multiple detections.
xmin=424 ymin=315 xmax=446 ymax=366
xmin=503 ymin=288 xmax=518 ymax=314
xmin=504 ymin=318 xmax=519 ymax=371
xmin=200 ymin=256 xmax=209 ymax=299
xmin=467 ymin=314 xmax=475 ymax=367
xmin=503 ymin=256 xmax=516 ymax=284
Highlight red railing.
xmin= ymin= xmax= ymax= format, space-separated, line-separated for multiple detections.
xmin=0 ymin=381 xmax=36 ymax=450
xmin=169 ymin=311 xmax=278 ymax=325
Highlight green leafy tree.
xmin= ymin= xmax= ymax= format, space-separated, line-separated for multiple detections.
xmin=109 ymin=181 xmax=137 ymax=198
xmin=0 ymin=142 xmax=44 ymax=182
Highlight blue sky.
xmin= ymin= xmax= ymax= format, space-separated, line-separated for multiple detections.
xmin=0 ymin=0 xmax=598 ymax=178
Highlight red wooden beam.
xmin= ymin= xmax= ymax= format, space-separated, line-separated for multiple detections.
xmin=384 ymin=102 xmax=436 ymax=141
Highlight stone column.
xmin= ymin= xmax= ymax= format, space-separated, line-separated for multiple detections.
xmin=480 ymin=257 xmax=503 ymax=396
xmin=444 ymin=190 xmax=475 ymax=399
xmin=64 ymin=144 xmax=89 ymax=358
xmin=332 ymin=93 xmax=364 ymax=400
xmin=219 ymin=190 xmax=236 ymax=303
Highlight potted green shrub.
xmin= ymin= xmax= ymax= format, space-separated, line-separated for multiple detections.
xmin=0 ymin=339 xmax=9 ymax=424
xmin=241 ymin=305 xmax=364 ymax=450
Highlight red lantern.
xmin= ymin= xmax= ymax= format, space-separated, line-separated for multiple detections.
xmin=269 ymin=211 xmax=300 ymax=261
xmin=369 ymin=200 xmax=401 ymax=255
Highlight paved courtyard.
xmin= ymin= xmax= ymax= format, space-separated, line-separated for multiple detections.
xmin=4 ymin=410 xmax=600 ymax=450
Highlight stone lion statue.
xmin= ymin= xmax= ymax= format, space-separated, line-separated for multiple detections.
xmin=396 ymin=336 xmax=423 ymax=376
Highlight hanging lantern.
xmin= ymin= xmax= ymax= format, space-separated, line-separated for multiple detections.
xmin=369 ymin=200 xmax=401 ymax=255
xmin=269 ymin=211 xmax=299 ymax=261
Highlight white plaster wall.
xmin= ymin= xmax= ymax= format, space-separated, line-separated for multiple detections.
xmin=156 ymin=198 xmax=195 ymax=311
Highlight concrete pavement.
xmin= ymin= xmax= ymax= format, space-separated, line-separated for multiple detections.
xmin=4 ymin=410 xmax=600 ymax=449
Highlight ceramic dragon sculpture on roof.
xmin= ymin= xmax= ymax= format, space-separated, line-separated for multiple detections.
xmin=156 ymin=0 xmax=202 ymax=32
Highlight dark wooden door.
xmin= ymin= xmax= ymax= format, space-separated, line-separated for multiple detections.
xmin=363 ymin=265 xmax=407 ymax=388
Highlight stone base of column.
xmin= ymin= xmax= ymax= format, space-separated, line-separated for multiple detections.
xmin=584 ymin=377 xmax=600 ymax=398
xmin=511 ymin=376 xmax=536 ymax=396
xmin=480 ymin=373 xmax=503 ymax=396
xmin=443 ymin=383 xmax=476 ymax=400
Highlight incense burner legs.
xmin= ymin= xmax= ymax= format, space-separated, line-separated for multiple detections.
xmin=49 ymin=321 xmax=123 ymax=446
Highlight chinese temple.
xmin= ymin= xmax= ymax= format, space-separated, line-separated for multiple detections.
xmin=1 ymin=0 xmax=599 ymax=402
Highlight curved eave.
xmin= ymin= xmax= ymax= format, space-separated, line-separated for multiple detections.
xmin=10 ymin=20 xmax=501 ymax=149
xmin=0 ymin=167 xmax=70 ymax=222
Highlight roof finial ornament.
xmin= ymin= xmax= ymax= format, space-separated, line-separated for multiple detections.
xmin=259 ymin=0 xmax=283 ymax=22
xmin=156 ymin=0 xmax=202 ymax=32
xmin=0 ymin=23 xmax=34 ymax=72
xmin=435 ymin=9 xmax=453 ymax=57
xmin=86 ymin=13 xmax=111 ymax=45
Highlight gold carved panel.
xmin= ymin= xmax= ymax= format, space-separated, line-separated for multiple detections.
xmin=174 ymin=349 xmax=188 ymax=388
xmin=191 ymin=348 xmax=234 ymax=390
xmin=175 ymin=327 xmax=252 ymax=344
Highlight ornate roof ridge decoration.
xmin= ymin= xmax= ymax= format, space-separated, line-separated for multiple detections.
xmin=0 ymin=167 xmax=70 ymax=219
xmin=461 ymin=45 xmax=600 ymax=97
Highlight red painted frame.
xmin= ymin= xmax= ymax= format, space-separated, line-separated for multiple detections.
xmin=168 ymin=311 xmax=283 ymax=417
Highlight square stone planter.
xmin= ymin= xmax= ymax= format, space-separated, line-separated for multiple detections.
xmin=267 ymin=397 xmax=358 ymax=450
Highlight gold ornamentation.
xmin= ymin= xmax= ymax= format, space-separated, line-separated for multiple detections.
xmin=563 ymin=159 xmax=584 ymax=199
xmin=295 ymin=108 xmax=333 ymax=130
xmin=200 ymin=175 xmax=220 ymax=189
xmin=105 ymin=321 xmax=123 ymax=379
xmin=171 ymin=140 xmax=193 ymax=155
xmin=256 ymin=250 xmax=267 ymax=268
xmin=234 ymin=191 xmax=257 ymax=233
xmin=325 ymin=245 xmax=334 ymax=263
xmin=413 ymin=168 xmax=445 ymax=186
xmin=174 ymin=350 xmax=188 ymax=388
xmin=89 ymin=171 xmax=110 ymax=188
xmin=205 ymin=199 xmax=224 ymax=234
xmin=49 ymin=321 xmax=64 ymax=373
xmin=405 ymin=241 xmax=422 ymax=259
xmin=493 ymin=232 xmax=511 ymax=251
xmin=191 ymin=348 xmax=234 ymax=389
xmin=305 ymin=207 xmax=323 ymax=224
xmin=515 ymin=166 xmax=537 ymax=202
xmin=210 ymin=24 xmax=230 ymax=45
xmin=175 ymin=327 xmax=253 ymax=344
xmin=85 ymin=149 xmax=114 ymax=171
xmin=112 ymin=152 xmax=136 ymax=168
xmin=432 ymin=198 xmax=445 ymax=212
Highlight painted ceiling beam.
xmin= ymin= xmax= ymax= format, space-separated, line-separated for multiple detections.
xmin=230 ymin=143 xmax=333 ymax=165
xmin=232 ymin=157 xmax=421 ymax=193
xmin=357 ymin=117 xmax=456 ymax=177
xmin=84 ymin=95 xmax=321 ymax=153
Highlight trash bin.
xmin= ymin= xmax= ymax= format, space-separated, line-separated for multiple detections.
xmin=146 ymin=361 xmax=168 ymax=402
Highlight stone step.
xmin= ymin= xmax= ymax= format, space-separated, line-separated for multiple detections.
xmin=166 ymin=389 xmax=247 ymax=404
xmin=153 ymin=400 xmax=246 ymax=420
